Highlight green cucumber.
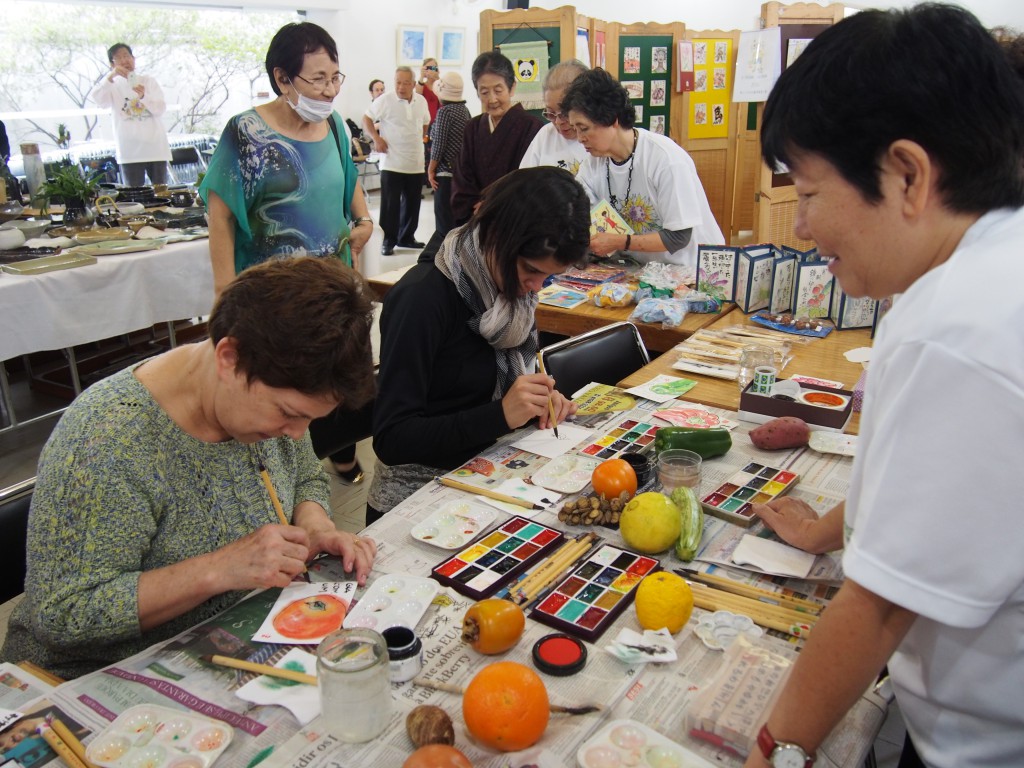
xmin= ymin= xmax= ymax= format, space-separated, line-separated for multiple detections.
xmin=670 ymin=486 xmax=703 ymax=561
xmin=654 ymin=426 xmax=732 ymax=459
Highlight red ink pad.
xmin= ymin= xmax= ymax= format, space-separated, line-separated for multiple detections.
xmin=531 ymin=633 xmax=587 ymax=677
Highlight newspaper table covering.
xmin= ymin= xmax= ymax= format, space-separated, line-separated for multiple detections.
xmin=4 ymin=392 xmax=885 ymax=768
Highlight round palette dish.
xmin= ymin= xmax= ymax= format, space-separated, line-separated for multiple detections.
xmin=576 ymin=719 xmax=718 ymax=768
xmin=85 ymin=704 xmax=233 ymax=768
xmin=808 ymin=431 xmax=858 ymax=457
xmin=532 ymin=633 xmax=587 ymax=677
xmin=693 ymin=610 xmax=765 ymax=651
xmin=410 ymin=499 xmax=497 ymax=549
xmin=798 ymin=390 xmax=849 ymax=410
xmin=342 ymin=573 xmax=438 ymax=632
xmin=530 ymin=453 xmax=602 ymax=494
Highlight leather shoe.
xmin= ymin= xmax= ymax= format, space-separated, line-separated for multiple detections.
xmin=397 ymin=239 xmax=425 ymax=249
xmin=381 ymin=243 xmax=395 ymax=256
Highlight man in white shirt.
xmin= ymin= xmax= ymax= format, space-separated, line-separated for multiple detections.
xmin=363 ymin=66 xmax=430 ymax=255
xmin=745 ymin=6 xmax=1024 ymax=768
xmin=88 ymin=43 xmax=172 ymax=187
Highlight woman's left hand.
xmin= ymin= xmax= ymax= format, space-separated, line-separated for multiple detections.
xmin=590 ymin=232 xmax=626 ymax=258
xmin=308 ymin=529 xmax=377 ymax=585
xmin=350 ymin=222 xmax=372 ymax=271
xmin=538 ymin=387 xmax=577 ymax=430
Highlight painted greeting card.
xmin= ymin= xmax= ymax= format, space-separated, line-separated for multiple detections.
xmin=253 ymin=581 xmax=357 ymax=644
xmin=697 ymin=245 xmax=739 ymax=302
xmin=793 ymin=262 xmax=834 ymax=319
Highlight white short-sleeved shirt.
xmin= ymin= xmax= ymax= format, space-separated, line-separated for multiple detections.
xmin=365 ymin=91 xmax=430 ymax=174
xmin=575 ymin=129 xmax=724 ymax=268
xmin=519 ymin=122 xmax=589 ymax=176
xmin=843 ymin=207 xmax=1024 ymax=768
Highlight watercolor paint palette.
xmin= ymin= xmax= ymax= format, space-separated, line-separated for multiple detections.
xmin=577 ymin=418 xmax=661 ymax=460
xmin=576 ymin=719 xmax=717 ymax=768
xmin=529 ymin=544 xmax=660 ymax=642
xmin=343 ymin=574 xmax=438 ymax=632
xmin=409 ymin=499 xmax=497 ymax=549
xmin=530 ymin=454 xmax=602 ymax=494
xmin=85 ymin=704 xmax=233 ymax=768
xmin=430 ymin=516 xmax=566 ymax=599
xmin=701 ymin=463 xmax=799 ymax=527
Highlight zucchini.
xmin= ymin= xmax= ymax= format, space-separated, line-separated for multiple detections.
xmin=654 ymin=426 xmax=732 ymax=459
xmin=670 ymin=486 xmax=704 ymax=561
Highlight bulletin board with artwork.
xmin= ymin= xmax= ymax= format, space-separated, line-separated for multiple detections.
xmin=687 ymin=38 xmax=732 ymax=139
xmin=617 ymin=34 xmax=674 ymax=137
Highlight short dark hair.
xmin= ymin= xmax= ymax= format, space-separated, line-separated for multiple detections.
xmin=560 ymin=68 xmax=634 ymax=129
xmin=762 ymin=4 xmax=1024 ymax=212
xmin=209 ymin=257 xmax=375 ymax=409
xmin=265 ymin=22 xmax=339 ymax=96
xmin=107 ymin=43 xmax=132 ymax=63
xmin=368 ymin=78 xmax=384 ymax=94
xmin=471 ymin=167 xmax=591 ymax=302
xmin=471 ymin=50 xmax=515 ymax=89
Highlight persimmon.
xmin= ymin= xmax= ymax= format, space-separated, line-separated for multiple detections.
xmin=271 ymin=594 xmax=347 ymax=640
xmin=402 ymin=744 xmax=472 ymax=768
xmin=461 ymin=599 xmax=525 ymax=654
xmin=591 ymin=458 xmax=638 ymax=500
xmin=463 ymin=661 xmax=549 ymax=752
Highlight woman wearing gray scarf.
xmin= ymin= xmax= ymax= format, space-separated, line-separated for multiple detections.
xmin=367 ymin=167 xmax=592 ymax=523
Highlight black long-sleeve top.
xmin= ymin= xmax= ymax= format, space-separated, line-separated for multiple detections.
xmin=372 ymin=262 xmax=516 ymax=469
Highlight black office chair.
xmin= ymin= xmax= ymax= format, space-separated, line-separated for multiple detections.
xmin=0 ymin=477 xmax=34 ymax=603
xmin=539 ymin=321 xmax=650 ymax=400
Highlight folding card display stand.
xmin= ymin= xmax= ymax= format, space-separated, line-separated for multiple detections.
xmin=872 ymin=294 xmax=897 ymax=338
xmin=791 ymin=250 xmax=833 ymax=319
xmin=734 ymin=244 xmax=779 ymax=313
xmin=829 ymin=284 xmax=876 ymax=330
xmin=768 ymin=247 xmax=799 ymax=314
xmin=696 ymin=245 xmax=740 ymax=303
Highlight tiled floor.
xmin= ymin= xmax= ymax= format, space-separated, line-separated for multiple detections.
xmin=0 ymin=188 xmax=906 ymax=765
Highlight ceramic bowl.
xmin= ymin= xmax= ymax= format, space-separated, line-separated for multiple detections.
xmin=0 ymin=201 xmax=25 ymax=223
xmin=1 ymin=219 xmax=51 ymax=239
xmin=118 ymin=215 xmax=152 ymax=234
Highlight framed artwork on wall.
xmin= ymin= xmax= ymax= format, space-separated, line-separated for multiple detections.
xmin=438 ymin=27 xmax=465 ymax=66
xmin=398 ymin=25 xmax=428 ymax=66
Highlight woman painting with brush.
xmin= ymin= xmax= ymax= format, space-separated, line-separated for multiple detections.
xmin=1 ymin=259 xmax=378 ymax=680
xmin=366 ymin=167 xmax=590 ymax=524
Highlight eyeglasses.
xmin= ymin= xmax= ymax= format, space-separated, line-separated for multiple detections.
xmin=295 ymin=72 xmax=346 ymax=91
xmin=542 ymin=109 xmax=568 ymax=122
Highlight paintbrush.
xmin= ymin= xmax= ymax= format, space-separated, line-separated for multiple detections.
xmin=200 ymin=654 xmax=317 ymax=685
xmin=536 ymin=353 xmax=559 ymax=439
xmin=49 ymin=718 xmax=97 ymax=768
xmin=37 ymin=724 xmax=89 ymax=768
xmin=410 ymin=677 xmax=601 ymax=715
xmin=258 ymin=462 xmax=310 ymax=582
xmin=435 ymin=476 xmax=544 ymax=510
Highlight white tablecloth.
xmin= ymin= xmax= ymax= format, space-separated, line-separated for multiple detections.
xmin=0 ymin=239 xmax=215 ymax=361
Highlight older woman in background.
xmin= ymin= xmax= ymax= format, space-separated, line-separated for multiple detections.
xmin=520 ymin=59 xmax=589 ymax=175
xmin=366 ymin=167 xmax=589 ymax=523
xmin=451 ymin=50 xmax=542 ymax=224
xmin=368 ymin=78 xmax=385 ymax=101
xmin=562 ymin=68 xmax=723 ymax=269
xmin=200 ymin=21 xmax=373 ymax=483
xmin=201 ymin=22 xmax=373 ymax=297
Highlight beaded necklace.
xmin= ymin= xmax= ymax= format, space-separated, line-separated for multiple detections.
xmin=606 ymin=128 xmax=639 ymax=215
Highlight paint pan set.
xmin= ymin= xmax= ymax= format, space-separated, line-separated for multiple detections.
xmin=701 ymin=463 xmax=799 ymax=527
xmin=577 ymin=417 xmax=661 ymax=460
xmin=430 ymin=516 xmax=565 ymax=599
xmin=529 ymin=544 xmax=660 ymax=642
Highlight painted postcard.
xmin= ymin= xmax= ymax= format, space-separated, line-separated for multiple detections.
xmin=252 ymin=581 xmax=356 ymax=644
xmin=537 ymin=284 xmax=589 ymax=309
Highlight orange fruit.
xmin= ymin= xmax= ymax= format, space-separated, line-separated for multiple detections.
xmin=462 ymin=661 xmax=549 ymax=751
xmin=402 ymin=744 xmax=472 ymax=768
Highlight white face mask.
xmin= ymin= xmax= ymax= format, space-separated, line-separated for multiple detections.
xmin=286 ymin=90 xmax=334 ymax=123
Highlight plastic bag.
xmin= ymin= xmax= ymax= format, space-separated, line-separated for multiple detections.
xmin=629 ymin=297 xmax=688 ymax=328
xmin=590 ymin=282 xmax=634 ymax=307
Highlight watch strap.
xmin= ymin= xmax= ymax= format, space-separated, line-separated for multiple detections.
xmin=757 ymin=724 xmax=814 ymax=768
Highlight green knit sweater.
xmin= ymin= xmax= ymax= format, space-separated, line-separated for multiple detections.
xmin=1 ymin=365 xmax=330 ymax=679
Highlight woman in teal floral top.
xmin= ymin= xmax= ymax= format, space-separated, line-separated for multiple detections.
xmin=0 ymin=258 xmax=378 ymax=679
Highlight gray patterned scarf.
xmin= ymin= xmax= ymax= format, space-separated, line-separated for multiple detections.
xmin=435 ymin=224 xmax=538 ymax=399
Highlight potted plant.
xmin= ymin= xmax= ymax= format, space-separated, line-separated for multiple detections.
xmin=32 ymin=166 xmax=103 ymax=229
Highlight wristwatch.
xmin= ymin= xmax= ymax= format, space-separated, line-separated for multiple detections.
xmin=757 ymin=725 xmax=814 ymax=768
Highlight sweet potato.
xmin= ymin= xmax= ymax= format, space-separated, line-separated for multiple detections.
xmin=749 ymin=416 xmax=811 ymax=450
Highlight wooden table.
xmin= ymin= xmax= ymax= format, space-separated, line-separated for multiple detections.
xmin=618 ymin=312 xmax=871 ymax=433
xmin=367 ymin=265 xmax=736 ymax=353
